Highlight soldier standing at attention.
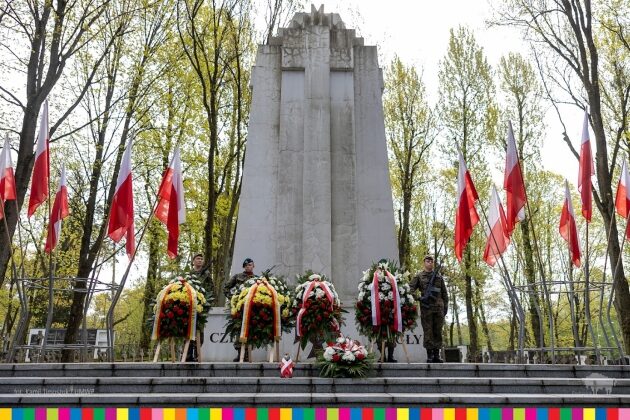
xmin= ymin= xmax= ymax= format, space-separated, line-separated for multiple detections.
xmin=410 ymin=255 xmax=448 ymax=363
xmin=224 ymin=258 xmax=256 ymax=361
xmin=186 ymin=253 xmax=214 ymax=362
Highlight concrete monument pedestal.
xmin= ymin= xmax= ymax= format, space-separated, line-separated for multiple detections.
xmin=201 ymin=306 xmax=427 ymax=362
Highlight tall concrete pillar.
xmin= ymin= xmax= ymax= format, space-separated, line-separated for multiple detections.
xmin=231 ymin=5 xmax=398 ymax=303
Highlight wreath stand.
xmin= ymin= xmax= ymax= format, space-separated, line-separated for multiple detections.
xmin=371 ymin=339 xmax=411 ymax=363
xmin=153 ymin=330 xmax=201 ymax=363
xmin=239 ymin=339 xmax=280 ymax=363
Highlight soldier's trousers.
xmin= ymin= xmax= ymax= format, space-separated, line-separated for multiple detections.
xmin=420 ymin=309 xmax=445 ymax=350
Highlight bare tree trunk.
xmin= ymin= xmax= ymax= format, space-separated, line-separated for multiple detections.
xmin=0 ymin=0 xmax=112 ymax=286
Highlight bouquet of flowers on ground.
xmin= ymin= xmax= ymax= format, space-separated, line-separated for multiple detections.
xmin=292 ymin=271 xmax=345 ymax=350
xmin=355 ymin=259 xmax=418 ymax=345
xmin=225 ymin=270 xmax=294 ymax=349
xmin=316 ymin=335 xmax=375 ymax=378
xmin=150 ymin=275 xmax=213 ymax=340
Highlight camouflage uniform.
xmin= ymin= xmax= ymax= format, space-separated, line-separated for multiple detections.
xmin=410 ymin=269 xmax=448 ymax=358
xmin=186 ymin=266 xmax=214 ymax=362
xmin=190 ymin=267 xmax=214 ymax=303
xmin=223 ymin=271 xmax=255 ymax=300
xmin=223 ymin=270 xmax=256 ymax=360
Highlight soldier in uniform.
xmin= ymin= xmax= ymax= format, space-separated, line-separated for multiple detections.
xmin=224 ymin=258 xmax=256 ymax=361
xmin=191 ymin=253 xmax=214 ymax=298
xmin=186 ymin=253 xmax=214 ymax=362
xmin=410 ymin=255 xmax=448 ymax=363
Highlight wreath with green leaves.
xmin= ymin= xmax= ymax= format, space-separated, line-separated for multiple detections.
xmin=292 ymin=270 xmax=346 ymax=350
xmin=355 ymin=259 xmax=418 ymax=344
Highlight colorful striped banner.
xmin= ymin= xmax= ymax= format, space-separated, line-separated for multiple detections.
xmin=0 ymin=408 xmax=629 ymax=420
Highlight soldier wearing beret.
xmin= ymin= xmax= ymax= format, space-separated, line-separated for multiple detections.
xmin=224 ymin=258 xmax=257 ymax=361
xmin=410 ymin=255 xmax=449 ymax=363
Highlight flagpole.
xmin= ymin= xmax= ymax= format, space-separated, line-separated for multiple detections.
xmin=605 ymin=214 xmax=628 ymax=364
xmin=583 ymin=220 xmax=601 ymax=363
xmin=504 ymin=121 xmax=552 ymax=361
xmin=41 ymin=154 xmax=54 ymax=362
xmin=523 ymin=199 xmax=556 ymax=363
xmin=0 ymin=200 xmax=22 ymax=306
xmin=104 ymin=184 xmax=162 ymax=362
xmin=563 ymin=245 xmax=582 ymax=360
xmin=477 ymin=199 xmax=526 ymax=362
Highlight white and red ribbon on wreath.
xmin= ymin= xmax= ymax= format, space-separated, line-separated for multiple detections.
xmin=240 ymin=278 xmax=282 ymax=343
xmin=151 ymin=278 xmax=198 ymax=341
xmin=370 ymin=268 xmax=403 ymax=332
xmin=296 ymin=274 xmax=336 ymax=337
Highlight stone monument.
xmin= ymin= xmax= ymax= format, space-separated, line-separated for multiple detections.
xmin=231 ymin=4 xmax=398 ymax=301
xmin=202 ymin=5 xmax=426 ymax=362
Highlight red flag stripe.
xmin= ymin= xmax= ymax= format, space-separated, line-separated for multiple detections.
xmin=559 ymin=181 xmax=581 ymax=267
xmin=0 ymin=136 xmax=16 ymax=201
xmin=504 ymin=121 xmax=527 ymax=236
xmin=108 ymin=140 xmax=135 ymax=258
xmin=483 ymin=186 xmax=510 ymax=267
xmin=615 ymin=160 xmax=630 ymax=219
xmin=155 ymin=148 xmax=185 ymax=258
xmin=28 ymin=100 xmax=50 ymax=217
xmin=455 ymin=151 xmax=479 ymax=261
xmin=45 ymin=166 xmax=70 ymax=253
xmin=578 ymin=110 xmax=594 ymax=222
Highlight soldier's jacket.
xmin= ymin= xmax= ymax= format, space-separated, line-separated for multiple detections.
xmin=409 ymin=270 xmax=449 ymax=312
xmin=223 ymin=271 xmax=256 ymax=299
xmin=190 ymin=267 xmax=215 ymax=303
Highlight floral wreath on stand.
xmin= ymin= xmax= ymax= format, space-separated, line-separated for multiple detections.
xmin=292 ymin=271 xmax=346 ymax=358
xmin=225 ymin=270 xmax=294 ymax=355
xmin=316 ymin=335 xmax=375 ymax=378
xmin=355 ymin=259 xmax=418 ymax=360
xmin=149 ymin=275 xmax=213 ymax=361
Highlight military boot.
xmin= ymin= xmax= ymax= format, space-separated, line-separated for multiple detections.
xmin=387 ymin=344 xmax=397 ymax=363
xmin=432 ymin=349 xmax=444 ymax=363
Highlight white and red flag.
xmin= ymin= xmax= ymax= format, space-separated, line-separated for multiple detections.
xmin=454 ymin=150 xmax=479 ymax=261
xmin=559 ymin=180 xmax=581 ymax=267
xmin=155 ymin=148 xmax=186 ymax=258
xmin=483 ymin=186 xmax=510 ymax=267
xmin=28 ymin=100 xmax=50 ymax=217
xmin=578 ymin=110 xmax=594 ymax=222
xmin=504 ymin=121 xmax=527 ymax=236
xmin=0 ymin=135 xmax=16 ymax=220
xmin=108 ymin=140 xmax=135 ymax=258
xmin=615 ymin=160 xmax=630 ymax=239
xmin=45 ymin=165 xmax=70 ymax=253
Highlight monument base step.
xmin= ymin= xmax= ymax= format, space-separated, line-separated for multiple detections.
xmin=2 ymin=393 xmax=629 ymax=407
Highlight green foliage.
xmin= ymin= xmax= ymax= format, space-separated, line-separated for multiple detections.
xmin=316 ymin=337 xmax=375 ymax=378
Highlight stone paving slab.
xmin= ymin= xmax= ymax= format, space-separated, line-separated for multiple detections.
xmin=2 ymin=376 xmax=628 ymax=395
xmin=2 ymin=393 xmax=629 ymax=407
xmin=2 ymin=363 xmax=629 ymax=378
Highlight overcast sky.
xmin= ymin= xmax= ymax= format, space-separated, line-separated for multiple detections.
xmin=292 ymin=0 xmax=585 ymax=185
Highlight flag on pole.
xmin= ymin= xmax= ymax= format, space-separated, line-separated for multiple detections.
xmin=155 ymin=148 xmax=186 ymax=258
xmin=454 ymin=149 xmax=479 ymax=261
xmin=0 ymin=135 xmax=16 ymax=220
xmin=578 ymin=109 xmax=594 ymax=222
xmin=615 ymin=159 xmax=630 ymax=239
xmin=45 ymin=165 xmax=69 ymax=253
xmin=28 ymin=100 xmax=50 ymax=217
xmin=483 ymin=186 xmax=510 ymax=267
xmin=504 ymin=121 xmax=527 ymax=236
xmin=108 ymin=140 xmax=135 ymax=258
xmin=559 ymin=180 xmax=581 ymax=267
